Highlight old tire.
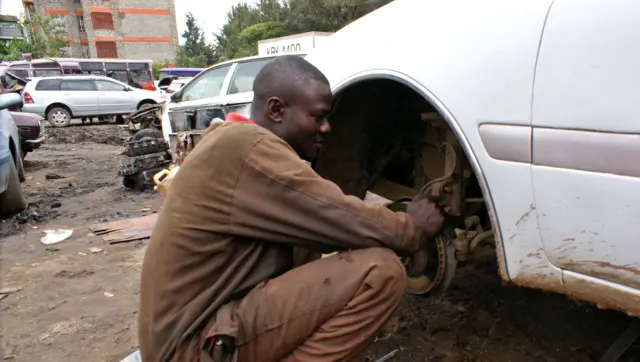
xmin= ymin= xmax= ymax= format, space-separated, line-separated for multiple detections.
xmin=0 ymin=159 xmax=27 ymax=216
xmin=132 ymin=128 xmax=163 ymax=142
xmin=16 ymin=155 xmax=25 ymax=182
xmin=47 ymin=107 xmax=72 ymax=127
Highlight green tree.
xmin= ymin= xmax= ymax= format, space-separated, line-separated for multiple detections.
xmin=178 ymin=12 xmax=218 ymax=67
xmin=182 ymin=12 xmax=206 ymax=57
xmin=214 ymin=3 xmax=262 ymax=61
xmin=212 ymin=0 xmax=392 ymax=61
xmin=0 ymin=14 xmax=70 ymax=60
xmin=234 ymin=22 xmax=289 ymax=57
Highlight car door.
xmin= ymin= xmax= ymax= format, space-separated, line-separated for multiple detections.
xmin=531 ymin=0 xmax=640 ymax=290
xmin=59 ymin=79 xmax=99 ymax=116
xmin=93 ymin=79 xmax=135 ymax=114
xmin=168 ymin=63 xmax=234 ymax=133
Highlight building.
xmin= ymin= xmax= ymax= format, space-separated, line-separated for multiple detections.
xmin=0 ymin=14 xmax=23 ymax=45
xmin=22 ymin=0 xmax=179 ymax=62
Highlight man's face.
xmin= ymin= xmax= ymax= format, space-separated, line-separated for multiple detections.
xmin=280 ymin=79 xmax=333 ymax=162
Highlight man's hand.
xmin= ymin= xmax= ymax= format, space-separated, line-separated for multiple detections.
xmin=406 ymin=195 xmax=445 ymax=238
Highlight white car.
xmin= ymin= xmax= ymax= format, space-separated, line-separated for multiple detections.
xmin=301 ymin=0 xmax=640 ymax=319
xmin=161 ymin=54 xmax=305 ymax=145
xmin=158 ymin=0 xmax=640 ymax=321
xmin=22 ymin=75 xmax=165 ymax=127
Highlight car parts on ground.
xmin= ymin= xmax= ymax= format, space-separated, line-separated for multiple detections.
xmin=119 ymin=132 xmax=170 ymax=191
xmin=124 ymin=102 xmax=164 ymax=134
xmin=118 ymin=105 xmax=170 ymax=191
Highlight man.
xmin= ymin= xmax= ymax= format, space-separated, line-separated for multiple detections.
xmin=138 ymin=55 xmax=444 ymax=362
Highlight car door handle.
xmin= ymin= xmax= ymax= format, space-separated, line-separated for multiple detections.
xmin=64 ymin=92 xmax=71 ymax=96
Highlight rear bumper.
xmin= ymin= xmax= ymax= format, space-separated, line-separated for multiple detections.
xmin=22 ymin=105 xmax=46 ymax=117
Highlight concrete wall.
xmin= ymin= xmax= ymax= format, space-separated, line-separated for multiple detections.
xmin=30 ymin=0 xmax=178 ymax=62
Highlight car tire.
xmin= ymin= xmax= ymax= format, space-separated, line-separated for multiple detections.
xmin=131 ymin=128 xmax=163 ymax=142
xmin=0 ymin=159 xmax=27 ymax=216
xmin=47 ymin=107 xmax=72 ymax=127
xmin=16 ymin=155 xmax=25 ymax=182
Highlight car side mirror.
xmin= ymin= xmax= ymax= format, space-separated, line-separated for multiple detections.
xmin=170 ymin=89 xmax=182 ymax=102
xmin=124 ymin=87 xmax=133 ymax=92
xmin=0 ymin=93 xmax=23 ymax=110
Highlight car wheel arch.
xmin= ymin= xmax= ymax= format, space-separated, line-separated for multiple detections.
xmin=45 ymin=103 xmax=73 ymax=118
xmin=321 ymin=70 xmax=509 ymax=279
xmin=8 ymin=136 xmax=24 ymax=182
xmin=137 ymin=100 xmax=157 ymax=109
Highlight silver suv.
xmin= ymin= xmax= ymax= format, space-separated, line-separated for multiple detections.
xmin=22 ymin=75 xmax=165 ymax=127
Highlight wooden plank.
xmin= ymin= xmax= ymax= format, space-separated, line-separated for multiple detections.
xmin=104 ymin=227 xmax=156 ymax=244
xmin=89 ymin=214 xmax=157 ymax=234
xmin=89 ymin=214 xmax=158 ymax=243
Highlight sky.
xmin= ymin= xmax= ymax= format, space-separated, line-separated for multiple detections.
xmin=175 ymin=0 xmax=259 ymax=44
xmin=0 ymin=0 xmax=24 ymax=18
xmin=0 ymin=0 xmax=258 ymax=44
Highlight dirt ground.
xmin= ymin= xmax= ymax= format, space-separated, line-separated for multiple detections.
xmin=1 ymin=124 xmax=639 ymax=362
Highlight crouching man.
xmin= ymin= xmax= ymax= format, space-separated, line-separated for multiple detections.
xmin=138 ymin=56 xmax=444 ymax=362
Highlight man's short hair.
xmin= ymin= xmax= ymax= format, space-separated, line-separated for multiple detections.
xmin=253 ymin=55 xmax=329 ymax=103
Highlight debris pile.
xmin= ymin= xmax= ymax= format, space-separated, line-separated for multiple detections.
xmin=46 ymin=125 xmax=130 ymax=146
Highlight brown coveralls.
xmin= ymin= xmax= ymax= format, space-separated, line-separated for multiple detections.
xmin=138 ymin=121 xmax=422 ymax=362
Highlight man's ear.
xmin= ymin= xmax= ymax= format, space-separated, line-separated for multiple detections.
xmin=266 ymin=97 xmax=285 ymax=123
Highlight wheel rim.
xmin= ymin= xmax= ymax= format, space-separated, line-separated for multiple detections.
xmin=51 ymin=110 xmax=68 ymax=125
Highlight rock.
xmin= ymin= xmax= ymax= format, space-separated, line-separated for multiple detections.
xmin=50 ymin=202 xmax=62 ymax=209
xmin=45 ymin=173 xmax=66 ymax=180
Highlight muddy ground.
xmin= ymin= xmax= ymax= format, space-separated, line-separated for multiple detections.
xmin=1 ymin=124 xmax=639 ymax=362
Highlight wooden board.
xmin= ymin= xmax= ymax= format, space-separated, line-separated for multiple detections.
xmin=89 ymin=214 xmax=158 ymax=243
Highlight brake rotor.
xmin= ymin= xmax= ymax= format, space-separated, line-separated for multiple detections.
xmin=386 ymin=198 xmax=457 ymax=296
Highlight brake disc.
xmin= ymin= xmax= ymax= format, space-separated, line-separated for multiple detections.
xmin=386 ymin=198 xmax=458 ymax=296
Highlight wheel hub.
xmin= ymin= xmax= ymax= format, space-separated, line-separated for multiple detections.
xmin=386 ymin=198 xmax=457 ymax=296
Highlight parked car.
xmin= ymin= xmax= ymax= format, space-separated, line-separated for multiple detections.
xmin=160 ymin=54 xmax=306 ymax=145
xmin=159 ymin=0 xmax=640 ymax=321
xmin=21 ymin=75 xmax=165 ymax=127
xmin=159 ymin=77 xmax=192 ymax=94
xmin=299 ymin=0 xmax=640 ymax=318
xmin=10 ymin=111 xmax=45 ymax=158
xmin=0 ymin=93 xmax=26 ymax=216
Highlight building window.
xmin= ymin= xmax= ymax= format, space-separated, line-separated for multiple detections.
xmin=96 ymin=41 xmax=117 ymax=58
xmin=49 ymin=15 xmax=66 ymax=30
xmin=76 ymin=15 xmax=86 ymax=33
xmin=91 ymin=13 xmax=114 ymax=30
xmin=81 ymin=44 xmax=90 ymax=58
